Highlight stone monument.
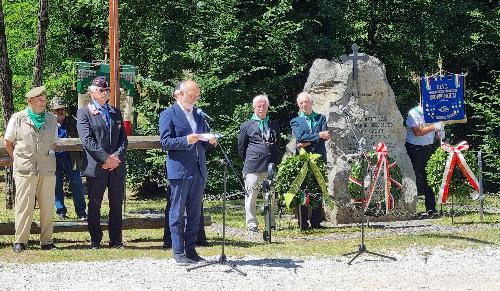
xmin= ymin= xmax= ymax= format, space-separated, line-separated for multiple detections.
xmin=303 ymin=45 xmax=417 ymax=223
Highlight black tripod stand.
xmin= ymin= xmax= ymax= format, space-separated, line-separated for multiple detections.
xmin=340 ymin=105 xmax=396 ymax=265
xmin=187 ymin=144 xmax=247 ymax=276
xmin=262 ymin=163 xmax=276 ymax=242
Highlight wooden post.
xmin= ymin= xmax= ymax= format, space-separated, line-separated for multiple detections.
xmin=109 ymin=0 xmax=120 ymax=108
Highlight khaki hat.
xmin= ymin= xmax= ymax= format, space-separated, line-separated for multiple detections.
xmin=25 ymin=86 xmax=46 ymax=100
xmin=50 ymin=97 xmax=68 ymax=110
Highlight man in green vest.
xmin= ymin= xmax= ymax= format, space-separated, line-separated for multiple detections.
xmin=4 ymin=86 xmax=59 ymax=253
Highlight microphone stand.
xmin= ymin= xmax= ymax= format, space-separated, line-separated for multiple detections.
xmin=186 ymin=118 xmax=247 ymax=276
xmin=340 ymin=106 xmax=396 ymax=265
xmin=262 ymin=163 xmax=276 ymax=243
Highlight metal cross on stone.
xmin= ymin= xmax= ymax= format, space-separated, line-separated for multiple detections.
xmin=341 ymin=43 xmax=369 ymax=81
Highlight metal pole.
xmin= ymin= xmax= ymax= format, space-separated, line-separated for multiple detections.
xmin=478 ymin=151 xmax=483 ymax=222
xmin=109 ymin=0 xmax=120 ymax=108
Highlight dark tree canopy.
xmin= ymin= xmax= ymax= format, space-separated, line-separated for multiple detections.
xmin=1 ymin=0 xmax=498 ymax=195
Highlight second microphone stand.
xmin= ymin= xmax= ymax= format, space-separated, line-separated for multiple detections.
xmin=340 ymin=106 xmax=396 ymax=265
xmin=187 ymin=140 xmax=247 ymax=276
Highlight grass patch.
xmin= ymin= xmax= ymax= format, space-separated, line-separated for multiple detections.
xmin=1 ymin=181 xmax=499 ymax=263
xmin=0 ymin=228 xmax=498 ymax=264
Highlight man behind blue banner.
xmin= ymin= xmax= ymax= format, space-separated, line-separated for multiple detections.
xmin=159 ymin=80 xmax=216 ymax=265
xmin=405 ymin=104 xmax=445 ymax=218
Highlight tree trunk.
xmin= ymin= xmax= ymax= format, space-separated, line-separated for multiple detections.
xmin=32 ymin=0 xmax=49 ymax=87
xmin=0 ymin=1 xmax=15 ymax=209
xmin=367 ymin=0 xmax=378 ymax=52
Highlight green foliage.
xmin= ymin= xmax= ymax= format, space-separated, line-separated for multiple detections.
xmin=468 ymin=71 xmax=500 ymax=192
xmin=274 ymin=153 xmax=327 ymax=209
xmin=348 ymin=152 xmax=402 ymax=213
xmin=426 ymin=147 xmax=479 ymax=199
xmin=2 ymin=0 xmax=499 ymax=197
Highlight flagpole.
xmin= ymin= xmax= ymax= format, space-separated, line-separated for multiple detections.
xmin=109 ymin=0 xmax=120 ymax=108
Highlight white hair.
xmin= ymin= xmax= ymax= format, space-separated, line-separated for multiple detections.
xmin=178 ymin=80 xmax=186 ymax=93
xmin=252 ymin=94 xmax=269 ymax=107
xmin=296 ymin=92 xmax=313 ymax=103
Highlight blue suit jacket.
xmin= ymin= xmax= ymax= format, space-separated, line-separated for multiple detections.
xmin=76 ymin=104 xmax=128 ymax=178
xmin=290 ymin=114 xmax=328 ymax=162
xmin=159 ymin=103 xmax=210 ymax=180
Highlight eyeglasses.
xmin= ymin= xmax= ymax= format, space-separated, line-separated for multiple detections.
xmin=181 ymin=91 xmax=200 ymax=100
xmin=99 ymin=88 xmax=111 ymax=93
xmin=29 ymin=95 xmax=47 ymax=101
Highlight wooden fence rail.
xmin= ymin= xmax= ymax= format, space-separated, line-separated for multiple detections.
xmin=0 ymin=216 xmax=212 ymax=235
xmin=0 ymin=136 xmax=163 ymax=166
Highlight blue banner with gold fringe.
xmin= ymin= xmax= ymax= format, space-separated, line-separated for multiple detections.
xmin=420 ymin=74 xmax=466 ymax=124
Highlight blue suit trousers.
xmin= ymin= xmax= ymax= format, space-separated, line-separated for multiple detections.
xmin=169 ymin=167 xmax=205 ymax=254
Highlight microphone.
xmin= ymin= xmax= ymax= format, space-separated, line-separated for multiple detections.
xmin=196 ymin=108 xmax=213 ymax=121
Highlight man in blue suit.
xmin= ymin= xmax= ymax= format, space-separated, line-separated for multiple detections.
xmin=77 ymin=76 xmax=128 ymax=249
xmin=290 ymin=92 xmax=330 ymax=229
xmin=159 ymin=80 xmax=216 ymax=265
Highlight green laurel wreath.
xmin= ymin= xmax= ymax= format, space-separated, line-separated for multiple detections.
xmin=275 ymin=149 xmax=332 ymax=210
xmin=425 ymin=147 xmax=479 ymax=199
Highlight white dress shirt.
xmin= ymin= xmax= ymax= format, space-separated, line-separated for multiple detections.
xmin=177 ymin=101 xmax=197 ymax=133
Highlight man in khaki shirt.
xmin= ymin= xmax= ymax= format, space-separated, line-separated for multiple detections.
xmin=4 ymin=86 xmax=58 ymax=253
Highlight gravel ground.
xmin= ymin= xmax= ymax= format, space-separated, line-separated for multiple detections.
xmin=216 ymin=218 xmax=500 ymax=243
xmin=0 ymin=246 xmax=498 ymax=290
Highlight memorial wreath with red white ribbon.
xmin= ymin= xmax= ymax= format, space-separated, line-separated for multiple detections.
xmin=348 ymin=142 xmax=403 ymax=214
xmin=438 ymin=141 xmax=480 ymax=204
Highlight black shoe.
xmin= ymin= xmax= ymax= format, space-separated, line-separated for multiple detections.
xmin=77 ymin=213 xmax=88 ymax=221
xmin=429 ymin=211 xmax=441 ymax=219
xmin=173 ymin=253 xmax=196 ymax=265
xmin=310 ymin=224 xmax=324 ymax=229
xmin=162 ymin=241 xmax=172 ymax=249
xmin=185 ymin=250 xmax=206 ymax=262
xmin=12 ymin=243 xmax=26 ymax=253
xmin=41 ymin=243 xmax=57 ymax=250
xmin=90 ymin=242 xmax=100 ymax=250
xmin=109 ymin=242 xmax=125 ymax=249
xmin=196 ymin=239 xmax=210 ymax=247
xmin=299 ymin=224 xmax=310 ymax=230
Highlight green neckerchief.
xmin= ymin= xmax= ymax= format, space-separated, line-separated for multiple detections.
xmin=299 ymin=111 xmax=318 ymax=130
xmin=27 ymin=108 xmax=46 ymax=130
xmin=251 ymin=113 xmax=270 ymax=132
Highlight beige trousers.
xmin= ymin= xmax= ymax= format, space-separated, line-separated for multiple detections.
xmin=14 ymin=174 xmax=56 ymax=245
xmin=244 ymin=172 xmax=275 ymax=229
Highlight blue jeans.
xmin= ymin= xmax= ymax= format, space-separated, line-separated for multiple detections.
xmin=55 ymin=156 xmax=87 ymax=217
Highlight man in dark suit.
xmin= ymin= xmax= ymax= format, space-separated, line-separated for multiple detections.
xmin=290 ymin=92 xmax=330 ymax=229
xmin=77 ymin=76 xmax=128 ymax=249
xmin=238 ymin=94 xmax=280 ymax=232
xmin=159 ymin=80 xmax=216 ymax=265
